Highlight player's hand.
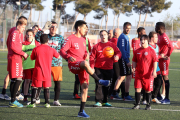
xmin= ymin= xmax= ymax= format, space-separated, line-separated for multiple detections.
xmin=42 ymin=21 xmax=52 ymax=31
xmin=69 ymin=57 xmax=76 ymax=62
xmin=153 ymin=71 xmax=157 ymax=78
xmin=114 ymin=55 xmax=119 ymax=61
xmin=23 ymin=53 xmax=28 ymax=59
xmin=163 ymin=56 xmax=169 ymax=60
xmin=160 ymin=54 xmax=165 ymax=58
xmin=127 ymin=62 xmax=131 ymax=67
xmin=132 ymin=68 xmax=136 ymax=73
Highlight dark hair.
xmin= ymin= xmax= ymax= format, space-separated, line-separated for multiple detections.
xmin=137 ymin=27 xmax=145 ymax=33
xmin=99 ymin=30 xmax=108 ymax=35
xmin=123 ymin=22 xmax=131 ymax=28
xmin=18 ymin=16 xmax=27 ymax=20
xmin=149 ymin=31 xmax=157 ymax=40
xmin=140 ymin=35 xmax=149 ymax=41
xmin=32 ymin=25 xmax=39 ymax=29
xmin=74 ymin=20 xmax=87 ymax=31
xmin=16 ymin=20 xmax=27 ymax=27
xmin=40 ymin=34 xmax=49 ymax=44
xmin=51 ymin=21 xmax=57 ymax=24
xmin=156 ymin=22 xmax=165 ymax=31
xmin=26 ymin=29 xmax=34 ymax=35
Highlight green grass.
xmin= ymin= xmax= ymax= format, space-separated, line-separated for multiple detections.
xmin=0 ymin=51 xmax=180 ymax=120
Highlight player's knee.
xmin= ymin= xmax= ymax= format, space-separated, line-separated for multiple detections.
xmin=163 ymin=75 xmax=169 ymax=81
xmin=84 ymin=61 xmax=89 ymax=68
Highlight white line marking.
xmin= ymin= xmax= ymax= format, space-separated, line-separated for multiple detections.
xmin=1 ymin=105 xmax=180 ymax=111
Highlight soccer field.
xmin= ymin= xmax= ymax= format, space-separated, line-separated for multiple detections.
xmin=0 ymin=51 xmax=180 ymax=120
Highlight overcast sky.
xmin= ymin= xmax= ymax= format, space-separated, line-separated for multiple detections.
xmin=29 ymin=0 xmax=178 ymax=27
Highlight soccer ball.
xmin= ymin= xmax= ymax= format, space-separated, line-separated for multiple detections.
xmin=103 ymin=46 xmax=114 ymax=58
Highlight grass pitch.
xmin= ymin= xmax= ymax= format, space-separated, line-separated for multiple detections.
xmin=0 ymin=51 xmax=180 ymax=120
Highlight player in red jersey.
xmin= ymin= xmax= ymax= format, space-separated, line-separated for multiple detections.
xmin=27 ymin=34 xmax=60 ymax=108
xmin=0 ymin=16 xmax=27 ymax=101
xmin=108 ymin=29 xmax=113 ymax=41
xmin=7 ymin=20 xmax=28 ymax=108
xmin=73 ymin=25 xmax=92 ymax=99
xmin=155 ymin=22 xmax=174 ymax=104
xmin=110 ymin=28 xmax=121 ymax=46
xmin=132 ymin=35 xmax=158 ymax=110
xmin=90 ymin=30 xmax=121 ymax=107
xmin=60 ymin=20 xmax=110 ymax=118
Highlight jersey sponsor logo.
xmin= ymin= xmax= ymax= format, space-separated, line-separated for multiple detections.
xmin=144 ymin=52 xmax=148 ymax=56
xmin=137 ymin=53 xmax=141 ymax=54
xmin=98 ymin=51 xmax=102 ymax=52
xmin=74 ymin=43 xmax=79 ymax=49
xmin=70 ymin=66 xmax=80 ymax=70
xmin=12 ymin=33 xmax=17 ymax=42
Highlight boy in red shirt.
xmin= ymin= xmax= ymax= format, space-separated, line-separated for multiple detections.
xmin=155 ymin=22 xmax=174 ymax=104
xmin=22 ymin=29 xmax=40 ymax=103
xmin=27 ymin=34 xmax=60 ymax=108
xmin=60 ymin=20 xmax=110 ymax=118
xmin=132 ymin=35 xmax=158 ymax=110
xmin=90 ymin=30 xmax=121 ymax=107
xmin=7 ymin=20 xmax=28 ymax=108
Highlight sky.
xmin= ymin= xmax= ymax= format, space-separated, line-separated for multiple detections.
xmin=29 ymin=0 xmax=179 ymax=27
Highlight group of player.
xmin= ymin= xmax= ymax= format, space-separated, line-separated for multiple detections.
xmin=0 ymin=15 xmax=174 ymax=118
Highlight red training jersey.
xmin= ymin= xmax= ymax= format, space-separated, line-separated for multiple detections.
xmin=90 ymin=41 xmax=121 ymax=70
xmin=31 ymin=44 xmax=59 ymax=81
xmin=7 ymin=30 xmax=25 ymax=59
xmin=131 ymin=38 xmax=141 ymax=54
xmin=110 ymin=37 xmax=118 ymax=46
xmin=157 ymin=33 xmax=174 ymax=57
xmin=132 ymin=46 xmax=158 ymax=79
xmin=22 ymin=39 xmax=40 ymax=46
xmin=60 ymin=34 xmax=87 ymax=62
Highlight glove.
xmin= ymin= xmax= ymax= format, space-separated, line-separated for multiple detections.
xmin=42 ymin=21 xmax=52 ymax=31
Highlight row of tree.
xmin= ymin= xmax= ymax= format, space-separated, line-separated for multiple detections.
xmin=0 ymin=0 xmax=172 ymax=31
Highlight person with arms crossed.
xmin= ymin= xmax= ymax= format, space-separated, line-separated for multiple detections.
xmin=155 ymin=22 xmax=174 ymax=104
xmin=132 ymin=35 xmax=157 ymax=110
xmin=60 ymin=20 xmax=110 ymax=118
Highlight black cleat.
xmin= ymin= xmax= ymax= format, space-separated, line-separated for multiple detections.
xmin=132 ymin=104 xmax=140 ymax=109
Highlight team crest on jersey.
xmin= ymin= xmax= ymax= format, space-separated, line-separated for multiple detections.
xmin=144 ymin=52 xmax=148 ymax=56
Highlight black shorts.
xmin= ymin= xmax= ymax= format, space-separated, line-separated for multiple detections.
xmin=118 ymin=58 xmax=132 ymax=76
xmin=94 ymin=68 xmax=113 ymax=82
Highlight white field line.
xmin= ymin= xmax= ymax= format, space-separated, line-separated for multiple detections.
xmin=0 ymin=105 xmax=180 ymax=112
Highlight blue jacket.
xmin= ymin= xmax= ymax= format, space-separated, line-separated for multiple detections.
xmin=35 ymin=30 xmax=64 ymax=67
xmin=117 ymin=33 xmax=130 ymax=63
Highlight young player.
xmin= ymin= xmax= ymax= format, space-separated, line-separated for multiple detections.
xmin=155 ymin=22 xmax=174 ymax=104
xmin=132 ymin=35 xmax=157 ymax=110
xmin=35 ymin=21 xmax=64 ymax=106
xmin=22 ymin=29 xmax=40 ymax=103
xmin=7 ymin=20 xmax=28 ymax=107
xmin=60 ymin=20 xmax=110 ymax=118
xmin=90 ymin=30 xmax=121 ymax=107
xmin=73 ymin=25 xmax=91 ymax=99
xmin=112 ymin=22 xmax=134 ymax=101
xmin=27 ymin=34 xmax=60 ymax=108
xmin=0 ymin=16 xmax=27 ymax=101
xmin=148 ymin=31 xmax=162 ymax=104
xmin=108 ymin=29 xmax=113 ymax=41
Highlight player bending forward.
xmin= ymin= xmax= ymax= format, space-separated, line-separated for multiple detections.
xmin=60 ymin=20 xmax=110 ymax=118
xmin=132 ymin=35 xmax=157 ymax=110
